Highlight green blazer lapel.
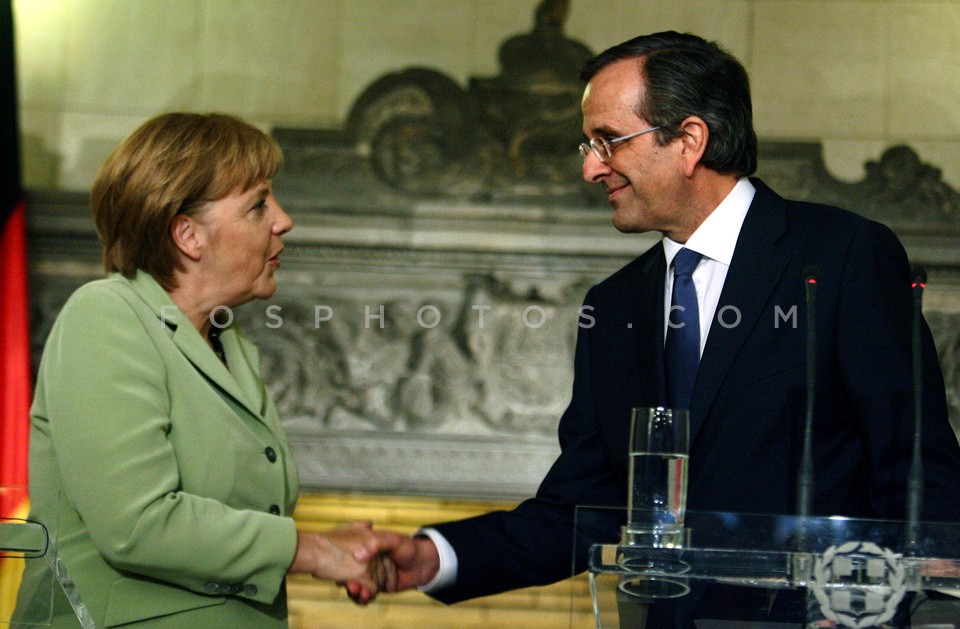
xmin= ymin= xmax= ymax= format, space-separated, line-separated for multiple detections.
xmin=219 ymin=328 xmax=268 ymax=418
xmin=126 ymin=271 xmax=265 ymax=421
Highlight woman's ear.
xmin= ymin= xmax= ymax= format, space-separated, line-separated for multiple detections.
xmin=170 ymin=214 xmax=203 ymax=262
xmin=677 ymin=116 xmax=709 ymax=178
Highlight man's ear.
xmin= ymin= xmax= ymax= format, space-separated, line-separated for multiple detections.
xmin=171 ymin=214 xmax=203 ymax=262
xmin=677 ymin=116 xmax=709 ymax=178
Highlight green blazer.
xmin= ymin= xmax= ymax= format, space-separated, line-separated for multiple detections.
xmin=20 ymin=271 xmax=300 ymax=628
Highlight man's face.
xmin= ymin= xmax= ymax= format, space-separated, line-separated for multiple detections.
xmin=581 ymin=58 xmax=686 ymax=237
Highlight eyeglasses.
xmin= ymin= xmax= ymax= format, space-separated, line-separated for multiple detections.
xmin=578 ymin=125 xmax=662 ymax=163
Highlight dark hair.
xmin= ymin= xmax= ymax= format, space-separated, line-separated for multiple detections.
xmin=580 ymin=31 xmax=757 ymax=177
xmin=91 ymin=112 xmax=282 ymax=289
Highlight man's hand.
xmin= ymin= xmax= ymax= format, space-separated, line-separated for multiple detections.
xmin=380 ymin=532 xmax=441 ymax=592
xmin=342 ymin=529 xmax=441 ymax=604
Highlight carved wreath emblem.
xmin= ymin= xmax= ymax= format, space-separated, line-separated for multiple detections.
xmin=811 ymin=541 xmax=906 ymax=628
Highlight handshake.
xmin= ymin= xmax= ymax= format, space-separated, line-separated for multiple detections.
xmin=288 ymin=523 xmax=440 ymax=604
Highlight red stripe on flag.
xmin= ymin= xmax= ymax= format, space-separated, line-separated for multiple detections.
xmin=0 ymin=199 xmax=31 ymax=518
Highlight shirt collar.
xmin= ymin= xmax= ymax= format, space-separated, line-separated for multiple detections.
xmin=663 ymin=177 xmax=755 ymax=268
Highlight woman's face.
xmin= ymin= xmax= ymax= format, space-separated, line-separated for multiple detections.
xmin=193 ymin=180 xmax=293 ymax=308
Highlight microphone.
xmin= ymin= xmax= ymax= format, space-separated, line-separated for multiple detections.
xmin=905 ymin=265 xmax=927 ymax=553
xmin=795 ymin=265 xmax=819 ymax=519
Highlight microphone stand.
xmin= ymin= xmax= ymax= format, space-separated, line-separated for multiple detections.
xmin=792 ymin=266 xmax=819 ymax=601
xmin=905 ymin=266 xmax=927 ymax=556
xmin=796 ymin=265 xmax=819 ymax=521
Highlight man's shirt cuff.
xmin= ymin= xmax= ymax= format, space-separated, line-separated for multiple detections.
xmin=414 ymin=527 xmax=458 ymax=592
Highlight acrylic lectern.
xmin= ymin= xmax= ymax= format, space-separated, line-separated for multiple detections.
xmin=1 ymin=486 xmax=91 ymax=628
xmin=578 ymin=506 xmax=960 ymax=628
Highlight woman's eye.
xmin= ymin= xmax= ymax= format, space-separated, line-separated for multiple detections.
xmin=252 ymin=199 xmax=268 ymax=213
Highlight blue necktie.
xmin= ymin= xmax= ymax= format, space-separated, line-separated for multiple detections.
xmin=665 ymin=248 xmax=702 ymax=410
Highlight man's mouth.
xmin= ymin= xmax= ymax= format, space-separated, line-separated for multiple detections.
xmin=605 ymin=183 xmax=628 ymax=201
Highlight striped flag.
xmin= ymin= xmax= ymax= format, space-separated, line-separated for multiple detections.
xmin=0 ymin=0 xmax=32 ymax=620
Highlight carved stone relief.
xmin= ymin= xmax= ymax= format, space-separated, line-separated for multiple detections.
xmin=276 ymin=0 xmax=960 ymax=228
xmin=228 ymin=268 xmax=595 ymax=498
xmin=236 ymin=273 xmax=588 ymax=437
xmin=757 ymin=142 xmax=960 ymax=230
xmin=290 ymin=0 xmax=599 ymax=203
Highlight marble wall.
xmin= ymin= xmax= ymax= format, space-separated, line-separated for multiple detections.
xmin=12 ymin=0 xmax=960 ymax=191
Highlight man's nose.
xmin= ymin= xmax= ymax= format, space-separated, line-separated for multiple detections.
xmin=582 ymin=151 xmax=611 ymax=184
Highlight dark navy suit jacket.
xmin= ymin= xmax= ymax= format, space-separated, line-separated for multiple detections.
xmin=430 ymin=179 xmax=960 ymax=621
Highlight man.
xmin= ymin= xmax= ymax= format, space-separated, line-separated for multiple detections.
xmin=356 ymin=31 xmax=960 ymax=625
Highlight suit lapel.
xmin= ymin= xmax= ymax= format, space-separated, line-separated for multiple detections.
xmin=635 ymin=248 xmax=668 ymax=407
xmin=127 ymin=271 xmax=266 ymax=422
xmin=169 ymin=323 xmax=264 ymax=420
xmin=689 ymin=181 xmax=791 ymax=443
xmin=594 ymin=248 xmax=666 ymax=457
xmin=221 ymin=329 xmax=267 ymax=417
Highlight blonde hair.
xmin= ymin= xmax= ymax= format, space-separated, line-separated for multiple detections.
xmin=91 ymin=112 xmax=282 ymax=289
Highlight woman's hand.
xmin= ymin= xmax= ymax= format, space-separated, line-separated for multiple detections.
xmin=288 ymin=521 xmax=389 ymax=602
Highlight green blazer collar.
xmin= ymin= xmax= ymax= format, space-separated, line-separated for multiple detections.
xmin=123 ymin=271 xmax=267 ymax=420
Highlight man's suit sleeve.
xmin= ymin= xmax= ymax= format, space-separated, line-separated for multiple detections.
xmin=429 ymin=288 xmax=624 ymax=603
xmin=34 ymin=284 xmax=297 ymax=603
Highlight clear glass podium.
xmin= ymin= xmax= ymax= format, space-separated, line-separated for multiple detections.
xmin=1 ymin=486 xmax=91 ymax=627
xmin=576 ymin=506 xmax=960 ymax=628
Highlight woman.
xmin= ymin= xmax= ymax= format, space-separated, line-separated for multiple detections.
xmin=18 ymin=113 xmax=382 ymax=627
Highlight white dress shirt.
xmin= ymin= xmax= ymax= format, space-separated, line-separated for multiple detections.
xmin=661 ymin=177 xmax=755 ymax=354
xmin=420 ymin=177 xmax=756 ymax=593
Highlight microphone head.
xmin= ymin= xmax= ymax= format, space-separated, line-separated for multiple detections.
xmin=911 ymin=265 xmax=927 ymax=287
xmin=803 ymin=264 xmax=820 ymax=284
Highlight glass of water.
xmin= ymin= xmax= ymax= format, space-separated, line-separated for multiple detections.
xmin=618 ymin=407 xmax=691 ymax=598
xmin=623 ymin=406 xmax=689 ymax=548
